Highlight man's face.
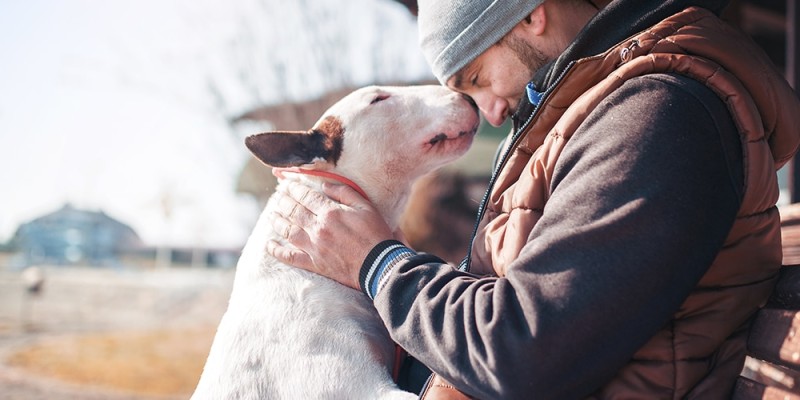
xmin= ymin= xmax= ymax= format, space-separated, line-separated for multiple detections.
xmin=446 ymin=33 xmax=549 ymax=127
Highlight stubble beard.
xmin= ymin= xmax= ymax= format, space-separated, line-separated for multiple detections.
xmin=502 ymin=33 xmax=550 ymax=114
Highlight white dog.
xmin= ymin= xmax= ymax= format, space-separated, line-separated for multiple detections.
xmin=192 ymin=85 xmax=479 ymax=400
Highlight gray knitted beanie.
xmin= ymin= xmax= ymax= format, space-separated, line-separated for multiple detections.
xmin=418 ymin=0 xmax=545 ymax=85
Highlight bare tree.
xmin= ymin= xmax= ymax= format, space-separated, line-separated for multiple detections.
xmin=204 ymin=0 xmax=428 ymax=121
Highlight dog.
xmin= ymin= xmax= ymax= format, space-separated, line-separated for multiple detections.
xmin=191 ymin=85 xmax=479 ymax=399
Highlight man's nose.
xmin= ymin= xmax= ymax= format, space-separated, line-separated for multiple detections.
xmin=479 ymin=101 xmax=507 ymax=127
xmin=470 ymin=92 xmax=507 ymax=127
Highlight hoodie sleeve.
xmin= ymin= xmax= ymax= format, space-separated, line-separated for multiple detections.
xmin=362 ymin=73 xmax=744 ymax=399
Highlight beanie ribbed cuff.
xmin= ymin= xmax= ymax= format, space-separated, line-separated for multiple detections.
xmin=418 ymin=0 xmax=544 ymax=84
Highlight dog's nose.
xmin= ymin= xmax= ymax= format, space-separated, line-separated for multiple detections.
xmin=461 ymin=94 xmax=478 ymax=112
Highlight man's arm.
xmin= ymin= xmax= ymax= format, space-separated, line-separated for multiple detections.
xmin=370 ymin=74 xmax=744 ymax=398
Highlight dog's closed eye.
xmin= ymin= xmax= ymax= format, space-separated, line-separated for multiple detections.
xmin=370 ymin=94 xmax=390 ymax=104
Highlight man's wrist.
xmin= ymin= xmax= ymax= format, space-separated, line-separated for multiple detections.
xmin=359 ymin=240 xmax=417 ymax=299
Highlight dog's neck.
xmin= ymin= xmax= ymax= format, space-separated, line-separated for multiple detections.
xmin=273 ymin=167 xmax=369 ymax=201
xmin=273 ymin=167 xmax=412 ymax=232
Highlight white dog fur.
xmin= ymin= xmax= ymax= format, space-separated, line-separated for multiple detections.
xmin=191 ymin=85 xmax=479 ymax=400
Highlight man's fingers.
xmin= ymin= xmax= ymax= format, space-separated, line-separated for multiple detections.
xmin=322 ymin=182 xmax=372 ymax=209
xmin=274 ymin=191 xmax=297 ymax=218
xmin=269 ymin=212 xmax=314 ymax=269
xmin=266 ymin=240 xmax=313 ymax=271
xmin=266 ymin=180 xmax=392 ymax=291
xmin=280 ymin=179 xmax=370 ymax=211
xmin=271 ymin=211 xmax=312 ymax=249
xmin=274 ymin=188 xmax=317 ymax=230
xmin=282 ymin=181 xmax=329 ymax=214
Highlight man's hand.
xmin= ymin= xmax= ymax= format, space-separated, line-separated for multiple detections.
xmin=267 ymin=180 xmax=395 ymax=290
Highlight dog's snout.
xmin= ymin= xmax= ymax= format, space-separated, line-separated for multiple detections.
xmin=461 ymin=94 xmax=478 ymax=112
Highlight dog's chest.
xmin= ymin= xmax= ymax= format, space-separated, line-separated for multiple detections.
xmin=224 ymin=188 xmax=390 ymax=349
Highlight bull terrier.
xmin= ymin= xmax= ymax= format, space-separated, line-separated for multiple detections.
xmin=192 ymin=85 xmax=479 ymax=400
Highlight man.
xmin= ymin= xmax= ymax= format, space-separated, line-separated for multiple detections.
xmin=268 ymin=0 xmax=800 ymax=398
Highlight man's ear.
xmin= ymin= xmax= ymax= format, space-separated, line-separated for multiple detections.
xmin=245 ymin=130 xmax=330 ymax=168
xmin=524 ymin=3 xmax=547 ymax=36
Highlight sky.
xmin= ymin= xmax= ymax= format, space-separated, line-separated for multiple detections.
xmin=0 ymin=0 xmax=432 ymax=249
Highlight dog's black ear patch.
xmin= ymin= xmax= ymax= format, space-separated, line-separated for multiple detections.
xmin=245 ymin=130 xmax=329 ymax=168
xmin=245 ymin=116 xmax=346 ymax=168
xmin=314 ymin=116 xmax=344 ymax=165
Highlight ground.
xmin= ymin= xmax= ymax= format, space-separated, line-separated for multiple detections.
xmin=3 ymin=260 xmax=793 ymax=398
xmin=0 ymin=265 xmax=234 ymax=400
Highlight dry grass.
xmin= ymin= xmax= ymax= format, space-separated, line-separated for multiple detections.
xmin=6 ymin=327 xmax=216 ymax=396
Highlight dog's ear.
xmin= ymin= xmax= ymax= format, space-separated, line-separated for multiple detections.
xmin=245 ymin=130 xmax=328 ymax=168
xmin=245 ymin=116 xmax=345 ymax=168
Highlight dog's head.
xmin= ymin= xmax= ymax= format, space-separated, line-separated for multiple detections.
xmin=245 ymin=85 xmax=479 ymax=212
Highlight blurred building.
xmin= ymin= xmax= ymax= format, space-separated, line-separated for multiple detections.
xmin=11 ymin=204 xmax=143 ymax=267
